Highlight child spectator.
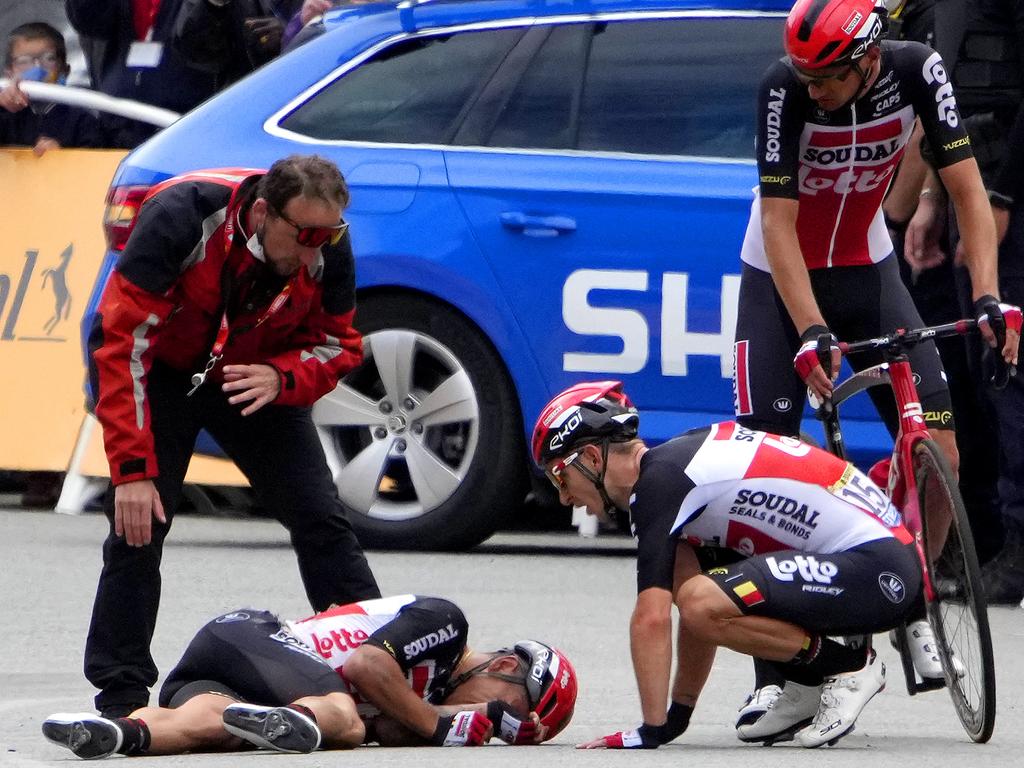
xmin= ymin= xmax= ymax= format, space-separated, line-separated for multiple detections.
xmin=0 ymin=22 xmax=104 ymax=154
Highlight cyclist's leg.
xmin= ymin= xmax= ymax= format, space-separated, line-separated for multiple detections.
xmin=734 ymin=263 xmax=805 ymax=436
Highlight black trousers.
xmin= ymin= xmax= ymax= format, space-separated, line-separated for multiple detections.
xmin=84 ymin=361 xmax=380 ymax=712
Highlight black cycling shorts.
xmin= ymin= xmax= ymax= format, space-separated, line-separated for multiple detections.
xmin=705 ymin=538 xmax=922 ymax=635
xmin=158 ymin=609 xmax=346 ymax=708
xmin=734 ymin=256 xmax=954 ymax=436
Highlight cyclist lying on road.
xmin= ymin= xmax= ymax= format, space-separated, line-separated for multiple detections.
xmin=533 ymin=381 xmax=924 ymax=749
xmin=42 ymin=594 xmax=577 ymax=758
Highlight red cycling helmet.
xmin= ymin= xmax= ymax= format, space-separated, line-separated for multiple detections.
xmin=785 ymin=0 xmax=887 ymax=70
xmin=511 ymin=640 xmax=578 ymax=740
xmin=531 ymin=381 xmax=639 ymax=467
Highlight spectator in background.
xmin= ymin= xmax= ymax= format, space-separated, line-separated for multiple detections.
xmin=281 ymin=0 xmax=377 ymax=50
xmin=905 ymin=0 xmax=1024 ymax=604
xmin=0 ymin=0 xmax=91 ymax=87
xmin=880 ymin=1 xmax=1006 ymax=566
xmin=173 ymin=0 xmax=303 ymax=87
xmin=0 ymin=21 xmax=104 ymax=153
xmin=64 ymin=0 xmax=220 ymax=148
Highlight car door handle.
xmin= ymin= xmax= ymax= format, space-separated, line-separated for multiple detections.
xmin=500 ymin=212 xmax=577 ymax=237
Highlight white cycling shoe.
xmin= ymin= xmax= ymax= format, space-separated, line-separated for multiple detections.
xmin=736 ymin=682 xmax=820 ymax=744
xmin=796 ymin=650 xmax=886 ymax=748
xmin=902 ymin=619 xmax=965 ymax=680
xmin=734 ymin=684 xmax=782 ymax=731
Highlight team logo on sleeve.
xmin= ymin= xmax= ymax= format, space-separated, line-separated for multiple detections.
xmin=404 ymin=623 xmax=459 ymax=658
xmin=921 ymin=51 xmax=959 ymax=128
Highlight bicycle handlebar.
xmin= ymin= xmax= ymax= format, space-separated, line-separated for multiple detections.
xmin=830 ymin=318 xmax=1015 ymax=389
xmin=836 ymin=319 xmax=978 ymax=356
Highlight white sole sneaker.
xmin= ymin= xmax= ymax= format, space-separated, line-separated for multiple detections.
xmin=223 ymin=704 xmax=321 ymax=753
xmin=737 ymin=682 xmax=820 ymax=744
xmin=42 ymin=713 xmax=123 ymax=759
xmin=796 ymin=652 xmax=885 ymax=748
xmin=734 ymin=684 xmax=783 ymax=730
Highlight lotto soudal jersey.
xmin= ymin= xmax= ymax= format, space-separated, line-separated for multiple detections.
xmin=630 ymin=422 xmax=912 ymax=592
xmin=741 ymin=40 xmax=973 ymax=271
xmin=285 ymin=595 xmax=468 ymax=716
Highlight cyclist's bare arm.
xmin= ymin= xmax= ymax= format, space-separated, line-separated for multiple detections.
xmin=941 ymin=158 xmax=999 ymax=299
xmin=940 ymin=157 xmax=1019 ymax=361
xmin=761 ymin=196 xmax=835 ymax=397
xmin=671 ymin=542 xmax=714 ymax=707
xmin=630 ymin=587 xmax=674 ymax=725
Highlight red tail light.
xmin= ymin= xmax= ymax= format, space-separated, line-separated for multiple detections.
xmin=103 ymin=185 xmax=151 ymax=251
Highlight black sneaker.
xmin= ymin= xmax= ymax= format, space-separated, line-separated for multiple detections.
xmin=42 ymin=713 xmax=123 ymax=759
xmin=222 ymin=704 xmax=321 ymax=753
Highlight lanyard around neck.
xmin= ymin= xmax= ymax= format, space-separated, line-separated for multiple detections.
xmin=187 ymin=268 xmax=295 ymax=397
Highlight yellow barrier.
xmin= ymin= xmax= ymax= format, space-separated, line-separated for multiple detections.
xmin=0 ymin=148 xmax=246 ymax=486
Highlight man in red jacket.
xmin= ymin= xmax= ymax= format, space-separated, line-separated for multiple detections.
xmin=85 ymin=154 xmax=380 ymax=719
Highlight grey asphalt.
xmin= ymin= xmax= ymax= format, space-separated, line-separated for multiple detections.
xmin=2 ymin=508 xmax=1022 ymax=767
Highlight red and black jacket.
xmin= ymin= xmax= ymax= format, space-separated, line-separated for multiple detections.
xmin=88 ymin=168 xmax=362 ymax=485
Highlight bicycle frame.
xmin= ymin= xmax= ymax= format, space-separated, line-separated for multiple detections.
xmin=818 ymin=320 xmax=982 ymax=599
xmin=820 ymin=352 xmax=935 ymax=601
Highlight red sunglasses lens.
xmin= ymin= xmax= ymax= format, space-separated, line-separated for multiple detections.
xmin=296 ymin=227 xmax=332 ymax=247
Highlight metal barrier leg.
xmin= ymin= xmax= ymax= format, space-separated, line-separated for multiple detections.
xmin=55 ymin=413 xmax=106 ymax=515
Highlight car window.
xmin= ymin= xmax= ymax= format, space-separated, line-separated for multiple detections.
xmin=280 ymin=27 xmax=526 ymax=144
xmin=484 ymin=24 xmax=589 ymax=150
xmin=484 ymin=17 xmax=785 ymax=158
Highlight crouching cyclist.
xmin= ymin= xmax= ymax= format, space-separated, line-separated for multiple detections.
xmin=533 ymin=381 xmax=921 ymax=749
xmin=42 ymin=594 xmax=577 ymax=758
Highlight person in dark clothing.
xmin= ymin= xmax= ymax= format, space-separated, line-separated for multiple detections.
xmin=0 ymin=21 xmax=104 ymax=152
xmin=905 ymin=0 xmax=1024 ymax=603
xmin=172 ymin=0 xmax=303 ymax=87
xmin=880 ymin=1 xmax=1006 ymax=567
xmin=84 ymin=155 xmax=381 ymax=719
xmin=64 ymin=0 xmax=220 ymax=148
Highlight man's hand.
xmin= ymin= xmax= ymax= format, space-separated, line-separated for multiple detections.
xmin=432 ymin=711 xmax=493 ymax=746
xmin=486 ymin=701 xmax=545 ymax=744
xmin=33 ymin=136 xmax=60 ymax=156
xmin=0 ymin=80 xmax=28 ymax=112
xmin=114 ymin=479 xmax=166 ymax=547
xmin=300 ymin=0 xmax=332 ymax=24
xmin=793 ymin=324 xmax=840 ymax=402
xmin=904 ymin=193 xmax=947 ymax=272
xmin=974 ymin=294 xmax=1022 ymax=366
xmin=222 ymin=364 xmax=280 ymax=415
xmin=577 ymin=723 xmax=665 ymax=749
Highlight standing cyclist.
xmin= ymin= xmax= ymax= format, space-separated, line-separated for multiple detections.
xmin=732 ymin=0 xmax=1020 ymax=729
xmin=534 ymin=382 xmax=921 ymax=749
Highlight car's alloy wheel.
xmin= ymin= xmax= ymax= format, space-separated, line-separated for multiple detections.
xmin=313 ymin=293 xmax=526 ymax=549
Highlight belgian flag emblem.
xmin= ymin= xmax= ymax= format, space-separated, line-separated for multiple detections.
xmin=733 ymin=580 xmax=765 ymax=607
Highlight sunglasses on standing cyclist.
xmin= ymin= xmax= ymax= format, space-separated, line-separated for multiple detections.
xmin=270 ymin=204 xmax=349 ymax=248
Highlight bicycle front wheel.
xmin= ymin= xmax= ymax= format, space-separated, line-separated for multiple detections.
xmin=914 ymin=438 xmax=996 ymax=742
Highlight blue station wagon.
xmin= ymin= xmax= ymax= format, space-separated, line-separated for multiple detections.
xmin=84 ymin=0 xmax=889 ymax=549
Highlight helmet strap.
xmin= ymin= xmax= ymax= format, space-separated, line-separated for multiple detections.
xmin=572 ymin=440 xmax=623 ymax=519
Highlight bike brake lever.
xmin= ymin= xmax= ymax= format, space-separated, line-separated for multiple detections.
xmin=990 ymin=357 xmax=1016 ymax=390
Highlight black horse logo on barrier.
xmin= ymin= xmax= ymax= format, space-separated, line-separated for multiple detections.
xmin=41 ymin=243 xmax=73 ymax=335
